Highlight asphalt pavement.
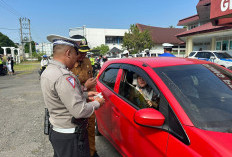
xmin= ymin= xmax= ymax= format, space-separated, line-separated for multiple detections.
xmin=0 ymin=69 xmax=121 ymax=157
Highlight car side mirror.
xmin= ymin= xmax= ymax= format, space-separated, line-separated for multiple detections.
xmin=134 ymin=108 xmax=165 ymax=127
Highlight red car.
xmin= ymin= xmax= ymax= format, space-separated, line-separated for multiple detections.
xmin=95 ymin=57 xmax=232 ymax=157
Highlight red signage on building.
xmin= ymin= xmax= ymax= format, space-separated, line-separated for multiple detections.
xmin=211 ymin=0 xmax=232 ymax=25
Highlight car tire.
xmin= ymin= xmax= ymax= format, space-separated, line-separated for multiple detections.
xmin=95 ymin=119 xmax=102 ymax=136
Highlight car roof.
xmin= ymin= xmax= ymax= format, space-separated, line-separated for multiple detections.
xmin=106 ymin=57 xmax=209 ymax=68
xmin=191 ymin=50 xmax=227 ymax=53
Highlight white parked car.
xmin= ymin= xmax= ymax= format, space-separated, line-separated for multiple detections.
xmin=188 ymin=51 xmax=232 ymax=69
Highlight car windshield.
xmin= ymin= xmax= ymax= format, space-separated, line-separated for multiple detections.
xmin=214 ymin=52 xmax=232 ymax=59
xmin=154 ymin=64 xmax=232 ymax=133
xmin=188 ymin=52 xmax=196 ymax=57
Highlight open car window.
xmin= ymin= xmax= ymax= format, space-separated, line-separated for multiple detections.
xmin=119 ymin=70 xmax=152 ymax=109
xmin=118 ymin=67 xmax=160 ymax=110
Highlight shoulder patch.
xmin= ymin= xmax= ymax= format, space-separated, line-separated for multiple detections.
xmin=66 ymin=76 xmax=75 ymax=88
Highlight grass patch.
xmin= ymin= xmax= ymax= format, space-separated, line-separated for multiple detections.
xmin=14 ymin=61 xmax=40 ymax=72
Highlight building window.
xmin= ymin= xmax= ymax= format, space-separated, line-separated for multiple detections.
xmin=180 ymin=45 xmax=186 ymax=48
xmin=105 ymin=36 xmax=123 ymax=44
xmin=222 ymin=40 xmax=228 ymax=51
xmin=189 ymin=24 xmax=197 ymax=30
xmin=216 ymin=41 xmax=222 ymax=50
xmin=230 ymin=41 xmax=232 ymax=50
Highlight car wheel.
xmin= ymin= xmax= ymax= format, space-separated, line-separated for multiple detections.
xmin=95 ymin=119 xmax=102 ymax=136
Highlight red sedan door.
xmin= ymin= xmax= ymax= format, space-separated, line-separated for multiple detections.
xmin=95 ymin=68 xmax=121 ymax=139
xmin=110 ymin=65 xmax=169 ymax=157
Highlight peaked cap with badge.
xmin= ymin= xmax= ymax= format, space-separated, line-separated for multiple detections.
xmin=70 ymin=35 xmax=91 ymax=53
xmin=47 ymin=34 xmax=82 ymax=53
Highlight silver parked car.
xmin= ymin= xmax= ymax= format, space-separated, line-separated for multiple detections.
xmin=188 ymin=50 xmax=232 ymax=69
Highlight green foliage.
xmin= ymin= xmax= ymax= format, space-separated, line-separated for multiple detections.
xmin=123 ymin=24 xmax=154 ymax=53
xmin=141 ymin=30 xmax=154 ymax=50
xmin=2 ymin=55 xmax=7 ymax=64
xmin=24 ymin=41 xmax=36 ymax=53
xmin=92 ymin=44 xmax=109 ymax=55
xmin=169 ymin=25 xmax=175 ymax=28
xmin=36 ymin=52 xmax=46 ymax=61
xmin=0 ymin=32 xmax=17 ymax=54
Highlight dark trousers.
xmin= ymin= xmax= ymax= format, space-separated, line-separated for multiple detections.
xmin=41 ymin=66 xmax=46 ymax=75
xmin=49 ymin=129 xmax=90 ymax=157
xmin=0 ymin=64 xmax=3 ymax=75
xmin=11 ymin=64 xmax=14 ymax=74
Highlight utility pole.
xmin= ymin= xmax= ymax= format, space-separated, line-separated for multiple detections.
xmin=19 ymin=17 xmax=32 ymax=60
xmin=28 ymin=19 xmax=32 ymax=58
xmin=19 ymin=18 xmax=24 ymax=59
xmin=83 ymin=25 xmax=86 ymax=38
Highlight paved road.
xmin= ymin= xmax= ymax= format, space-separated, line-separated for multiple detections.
xmin=0 ymin=70 xmax=121 ymax=157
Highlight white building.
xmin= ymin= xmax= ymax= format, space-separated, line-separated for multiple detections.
xmin=35 ymin=43 xmax=53 ymax=56
xmin=69 ymin=26 xmax=128 ymax=50
xmin=176 ymin=0 xmax=232 ymax=56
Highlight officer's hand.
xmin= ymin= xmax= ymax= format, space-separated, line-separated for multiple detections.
xmin=88 ymin=91 xmax=98 ymax=97
xmin=84 ymin=78 xmax=97 ymax=90
xmin=95 ymin=97 xmax=105 ymax=107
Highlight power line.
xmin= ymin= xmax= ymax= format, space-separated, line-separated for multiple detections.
xmin=0 ymin=0 xmax=23 ymax=16
xmin=0 ymin=27 xmax=19 ymax=30
xmin=0 ymin=0 xmax=23 ymax=17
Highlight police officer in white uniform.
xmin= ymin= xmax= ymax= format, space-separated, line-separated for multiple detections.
xmin=41 ymin=34 xmax=105 ymax=157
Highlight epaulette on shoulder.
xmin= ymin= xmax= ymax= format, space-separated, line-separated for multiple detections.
xmin=59 ymin=67 xmax=70 ymax=75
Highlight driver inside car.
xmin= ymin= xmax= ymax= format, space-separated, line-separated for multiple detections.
xmin=135 ymin=75 xmax=158 ymax=108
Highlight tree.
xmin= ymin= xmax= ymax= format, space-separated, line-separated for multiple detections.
xmin=0 ymin=32 xmax=17 ymax=54
xmin=141 ymin=30 xmax=154 ymax=50
xmin=24 ymin=41 xmax=36 ymax=53
xmin=169 ymin=25 xmax=175 ymax=28
xmin=123 ymin=24 xmax=154 ymax=53
xmin=92 ymin=44 xmax=109 ymax=55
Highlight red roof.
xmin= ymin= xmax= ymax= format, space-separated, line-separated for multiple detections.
xmin=136 ymin=23 xmax=186 ymax=44
xmin=177 ymin=15 xmax=199 ymax=26
xmin=178 ymin=0 xmax=211 ymax=26
xmin=197 ymin=0 xmax=211 ymax=7
xmin=176 ymin=22 xmax=232 ymax=37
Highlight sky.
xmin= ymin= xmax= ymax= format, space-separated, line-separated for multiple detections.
xmin=0 ymin=0 xmax=199 ymax=43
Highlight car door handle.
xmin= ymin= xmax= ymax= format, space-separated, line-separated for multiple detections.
xmin=112 ymin=107 xmax=120 ymax=118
